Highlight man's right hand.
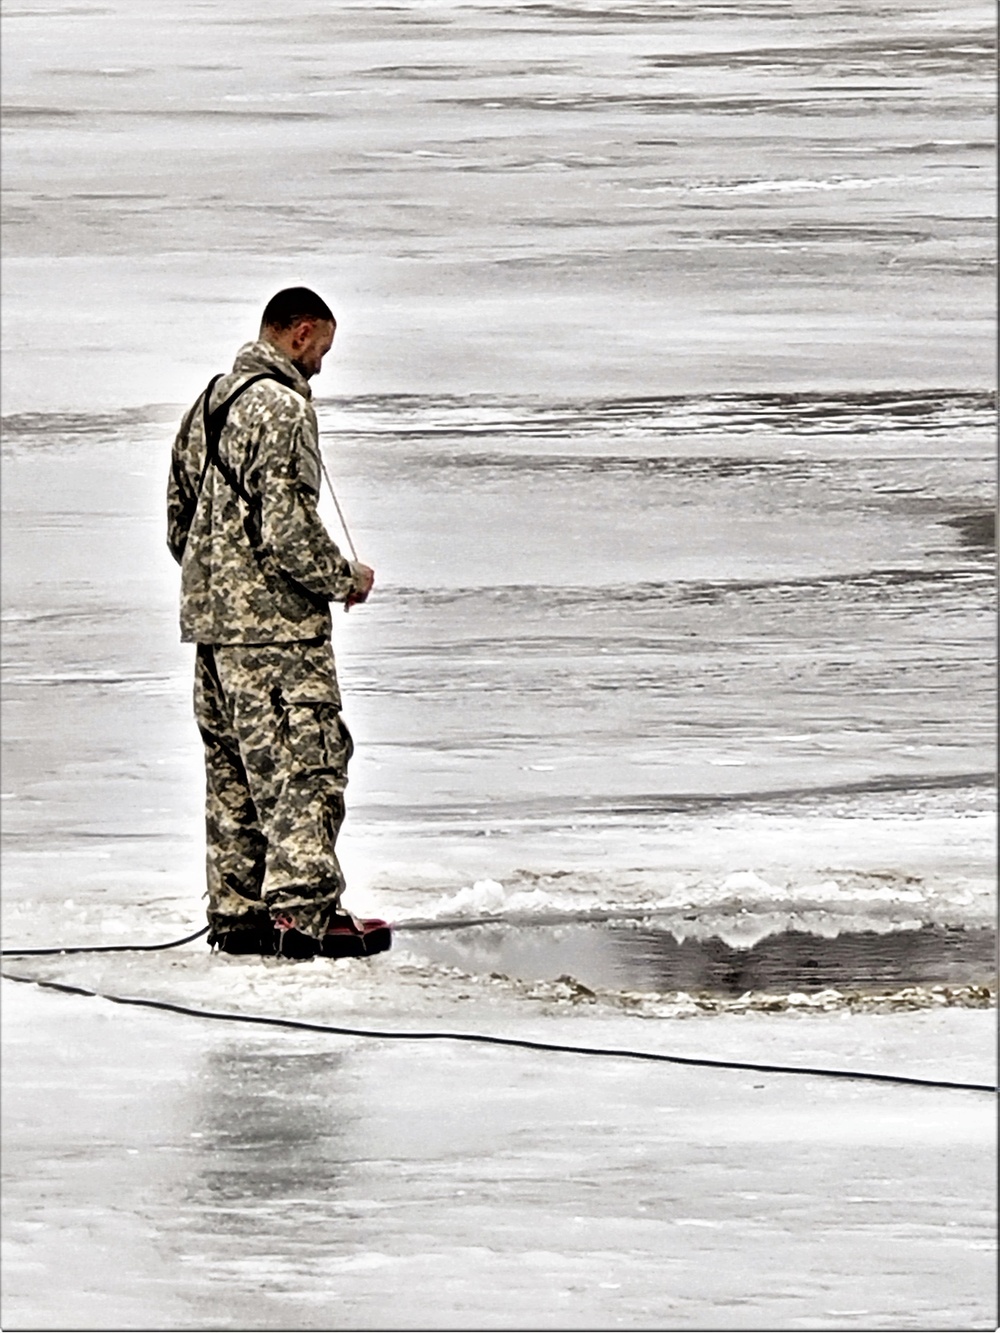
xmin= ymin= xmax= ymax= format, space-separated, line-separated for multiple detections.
xmin=345 ymin=562 xmax=375 ymax=611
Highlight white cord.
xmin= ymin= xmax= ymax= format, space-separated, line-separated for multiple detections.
xmin=318 ymin=451 xmax=360 ymax=562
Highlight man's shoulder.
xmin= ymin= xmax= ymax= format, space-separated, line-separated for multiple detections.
xmin=229 ymin=373 xmax=313 ymax=432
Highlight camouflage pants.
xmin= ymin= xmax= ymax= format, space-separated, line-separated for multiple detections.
xmin=194 ymin=640 xmax=353 ymax=939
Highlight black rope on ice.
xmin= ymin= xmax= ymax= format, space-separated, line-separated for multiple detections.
xmin=0 ymin=925 xmax=210 ymax=957
xmin=1 ymin=970 xmax=994 ymax=1094
xmin=0 ymin=911 xmax=658 ymax=956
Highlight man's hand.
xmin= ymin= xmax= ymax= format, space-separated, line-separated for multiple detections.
xmin=345 ymin=562 xmax=375 ymax=612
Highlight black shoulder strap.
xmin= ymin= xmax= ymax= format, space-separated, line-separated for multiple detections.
xmin=195 ymin=370 xmax=294 ymax=505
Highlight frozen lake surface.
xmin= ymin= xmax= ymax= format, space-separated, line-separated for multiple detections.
xmin=2 ymin=972 xmax=996 ymax=1331
xmin=1 ymin=0 xmax=996 ymax=1327
xmin=2 ymin=387 xmax=994 ymax=943
xmin=1 ymin=0 xmax=995 ymax=412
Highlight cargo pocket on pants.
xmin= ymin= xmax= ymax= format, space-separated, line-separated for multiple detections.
xmin=281 ymin=702 xmax=352 ymax=773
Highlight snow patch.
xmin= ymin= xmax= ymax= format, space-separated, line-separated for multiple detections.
xmin=445 ymin=879 xmax=508 ymax=914
xmin=433 ymin=879 xmax=576 ymax=918
xmin=719 ymin=870 xmax=778 ymax=896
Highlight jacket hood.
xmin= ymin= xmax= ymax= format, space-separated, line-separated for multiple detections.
xmin=231 ymin=339 xmax=312 ymax=400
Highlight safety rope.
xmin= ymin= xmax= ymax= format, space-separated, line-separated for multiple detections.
xmin=0 ymin=926 xmax=210 ymax=958
xmin=0 ymin=967 xmax=993 ymax=1094
xmin=318 ymin=449 xmax=359 ymax=562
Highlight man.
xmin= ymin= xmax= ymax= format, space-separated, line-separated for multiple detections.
xmin=168 ymin=287 xmax=375 ymax=958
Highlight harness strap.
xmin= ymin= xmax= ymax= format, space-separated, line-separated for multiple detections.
xmin=197 ymin=371 xmax=294 ymax=504
xmin=194 ymin=370 xmax=295 ymax=547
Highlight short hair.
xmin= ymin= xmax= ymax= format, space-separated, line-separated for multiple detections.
xmin=261 ymin=287 xmax=335 ymax=330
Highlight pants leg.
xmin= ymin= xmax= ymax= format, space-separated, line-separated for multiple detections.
xmin=193 ymin=646 xmax=269 ymax=932
xmin=210 ymin=640 xmax=352 ymax=939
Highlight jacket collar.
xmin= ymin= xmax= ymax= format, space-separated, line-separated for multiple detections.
xmin=231 ymin=338 xmax=312 ymax=400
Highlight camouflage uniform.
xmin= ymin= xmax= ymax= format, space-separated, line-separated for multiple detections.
xmin=168 ymin=339 xmax=367 ymax=940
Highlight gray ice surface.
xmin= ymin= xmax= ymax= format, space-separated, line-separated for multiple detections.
xmin=2 ymin=0 xmax=995 ymax=414
xmin=2 ymin=977 xmax=996 ymax=1331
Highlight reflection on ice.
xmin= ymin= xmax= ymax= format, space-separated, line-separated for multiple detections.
xmin=187 ymin=1046 xmax=352 ymax=1209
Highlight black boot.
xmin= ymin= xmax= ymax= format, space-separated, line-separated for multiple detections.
xmin=208 ymin=917 xmax=277 ymax=955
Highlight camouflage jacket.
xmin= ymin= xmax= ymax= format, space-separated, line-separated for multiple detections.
xmin=167 ymin=340 xmax=363 ymax=644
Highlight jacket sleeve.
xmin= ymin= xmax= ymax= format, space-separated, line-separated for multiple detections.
xmin=166 ymin=400 xmax=201 ymax=565
xmin=254 ymin=405 xmax=362 ymax=603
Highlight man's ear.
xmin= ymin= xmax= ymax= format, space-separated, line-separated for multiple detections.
xmin=290 ymin=318 xmax=315 ymax=350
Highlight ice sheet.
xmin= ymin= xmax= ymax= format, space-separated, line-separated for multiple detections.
xmin=2 ymin=972 xmax=995 ymax=1330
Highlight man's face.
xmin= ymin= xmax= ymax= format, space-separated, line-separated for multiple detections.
xmin=289 ymin=318 xmax=336 ymax=379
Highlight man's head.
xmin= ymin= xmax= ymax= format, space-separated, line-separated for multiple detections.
xmin=260 ymin=287 xmax=336 ymax=379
